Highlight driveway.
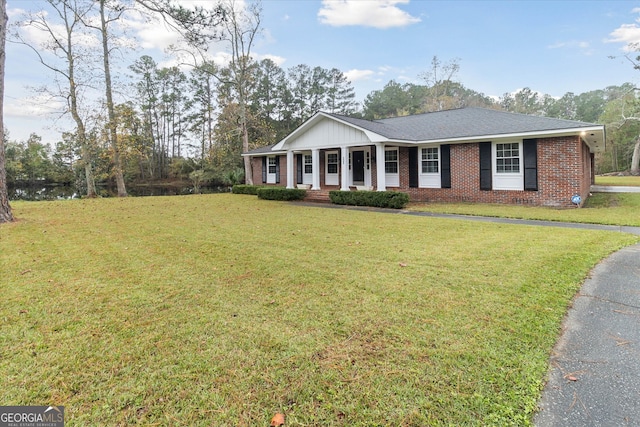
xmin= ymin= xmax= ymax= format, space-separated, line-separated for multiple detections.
xmin=534 ymin=243 xmax=640 ymax=426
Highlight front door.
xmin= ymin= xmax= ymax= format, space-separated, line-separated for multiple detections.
xmin=352 ymin=151 xmax=365 ymax=183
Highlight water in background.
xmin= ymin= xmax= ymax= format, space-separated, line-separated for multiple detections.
xmin=9 ymin=184 xmax=230 ymax=201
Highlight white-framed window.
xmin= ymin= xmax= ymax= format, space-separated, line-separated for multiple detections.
xmin=493 ymin=141 xmax=523 ymax=190
xmin=384 ymin=148 xmax=399 ymax=187
xmin=421 ymin=147 xmax=439 ymax=173
xmin=266 ymin=156 xmax=277 ymax=184
xmin=304 ymin=155 xmax=313 ymax=174
xmin=496 ymin=143 xmax=520 ymax=173
xmin=419 ymin=146 xmax=441 ymax=188
xmin=303 ymin=154 xmax=313 ymax=185
xmin=325 ymin=151 xmax=339 ymax=185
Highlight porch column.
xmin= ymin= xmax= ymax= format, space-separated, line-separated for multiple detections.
xmin=340 ymin=146 xmax=350 ymax=191
xmin=311 ymin=148 xmax=320 ymax=190
xmin=375 ymin=143 xmax=386 ymax=191
xmin=286 ymin=150 xmax=294 ymax=189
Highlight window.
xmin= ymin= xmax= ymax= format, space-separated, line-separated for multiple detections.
xmin=496 ymin=143 xmax=520 ymax=173
xmin=385 ymin=149 xmax=398 ymax=174
xmin=267 ymin=157 xmax=277 ymax=174
xmin=491 ymin=141 xmax=523 ymax=191
xmin=327 ymin=152 xmax=338 ymax=174
xmin=325 ymin=151 xmax=339 ymax=185
xmin=304 ymin=155 xmax=313 ymax=174
xmin=421 ymin=147 xmax=439 ymax=173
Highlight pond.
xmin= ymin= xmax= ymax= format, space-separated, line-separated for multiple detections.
xmin=8 ymin=184 xmax=231 ymax=201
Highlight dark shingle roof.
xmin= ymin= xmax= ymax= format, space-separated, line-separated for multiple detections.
xmin=328 ymin=107 xmax=600 ymax=141
xmin=244 ymin=143 xmax=279 ymax=155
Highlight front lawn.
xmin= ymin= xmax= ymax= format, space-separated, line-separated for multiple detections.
xmin=1 ymin=195 xmax=637 ymax=425
xmin=595 ymin=174 xmax=640 ymax=186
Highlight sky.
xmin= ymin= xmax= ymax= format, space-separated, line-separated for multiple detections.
xmin=5 ymin=0 xmax=640 ymax=146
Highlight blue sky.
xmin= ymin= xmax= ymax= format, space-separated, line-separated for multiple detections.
xmin=5 ymin=0 xmax=640 ymax=145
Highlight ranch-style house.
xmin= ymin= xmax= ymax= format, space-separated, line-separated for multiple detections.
xmin=243 ymin=107 xmax=605 ymax=207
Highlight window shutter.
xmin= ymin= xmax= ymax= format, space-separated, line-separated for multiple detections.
xmin=296 ymin=154 xmax=303 ymax=184
xmin=440 ymin=144 xmax=451 ymax=189
xmin=262 ymin=157 xmax=267 ymax=183
xmin=275 ymin=156 xmax=280 ymax=184
xmin=479 ymin=142 xmax=492 ymax=190
xmin=408 ymin=147 xmax=418 ymax=188
xmin=523 ymin=139 xmax=538 ymax=191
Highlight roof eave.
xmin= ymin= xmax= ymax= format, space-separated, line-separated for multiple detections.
xmin=398 ymin=126 xmax=605 ymax=153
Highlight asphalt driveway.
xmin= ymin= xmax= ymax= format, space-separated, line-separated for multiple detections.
xmin=534 ymin=243 xmax=640 ymax=426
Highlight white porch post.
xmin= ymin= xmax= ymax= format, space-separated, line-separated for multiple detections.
xmin=286 ymin=150 xmax=294 ymax=189
xmin=340 ymin=146 xmax=350 ymax=191
xmin=376 ymin=143 xmax=386 ymax=191
xmin=311 ymin=148 xmax=320 ymax=190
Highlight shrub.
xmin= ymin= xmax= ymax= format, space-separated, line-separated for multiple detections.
xmin=232 ymin=184 xmax=264 ymax=195
xmin=329 ymin=190 xmax=410 ymax=209
xmin=257 ymin=187 xmax=307 ymax=201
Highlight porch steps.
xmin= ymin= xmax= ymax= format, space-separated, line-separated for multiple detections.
xmin=302 ymin=189 xmax=332 ymax=203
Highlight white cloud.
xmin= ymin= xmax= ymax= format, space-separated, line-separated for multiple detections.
xmin=344 ymin=69 xmax=375 ymax=82
xmin=318 ymin=0 xmax=421 ymax=29
xmin=547 ymin=40 xmax=593 ymax=55
xmin=606 ymin=9 xmax=640 ymax=51
xmin=607 ymin=24 xmax=640 ymax=51
xmin=5 ymin=94 xmax=65 ymax=119
xmin=259 ymin=54 xmax=287 ymax=66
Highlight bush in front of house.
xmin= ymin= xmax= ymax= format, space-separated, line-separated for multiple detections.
xmin=257 ymin=187 xmax=307 ymax=201
xmin=329 ymin=190 xmax=410 ymax=209
xmin=232 ymin=184 xmax=264 ymax=195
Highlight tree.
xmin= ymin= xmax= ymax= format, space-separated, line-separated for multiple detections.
xmin=187 ymin=61 xmax=218 ymax=159
xmin=602 ymin=89 xmax=640 ymax=175
xmin=363 ymin=80 xmax=419 ymax=119
xmin=219 ymin=0 xmax=261 ymax=185
xmin=419 ymin=56 xmax=461 ymax=112
xmin=13 ymin=0 xmax=98 ymax=197
xmin=95 ymin=0 xmax=127 ymax=196
xmin=0 ymin=0 xmax=12 ymax=223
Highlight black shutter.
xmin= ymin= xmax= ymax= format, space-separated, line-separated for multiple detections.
xmin=296 ymin=154 xmax=303 ymax=184
xmin=523 ymin=139 xmax=538 ymax=191
xmin=275 ymin=156 xmax=280 ymax=184
xmin=479 ymin=142 xmax=492 ymax=191
xmin=440 ymin=144 xmax=451 ymax=189
xmin=408 ymin=147 xmax=418 ymax=188
xmin=262 ymin=157 xmax=267 ymax=183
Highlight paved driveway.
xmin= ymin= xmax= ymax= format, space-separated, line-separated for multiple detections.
xmin=534 ymin=244 xmax=640 ymax=426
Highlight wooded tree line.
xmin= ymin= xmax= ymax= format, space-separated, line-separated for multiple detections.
xmin=3 ymin=0 xmax=640 ymax=207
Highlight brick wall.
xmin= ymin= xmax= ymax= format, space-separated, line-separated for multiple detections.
xmin=250 ymin=156 xmax=288 ymax=186
xmin=401 ymin=136 xmax=591 ymax=207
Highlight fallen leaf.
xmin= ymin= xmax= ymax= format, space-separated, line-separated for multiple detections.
xmin=270 ymin=413 xmax=285 ymax=426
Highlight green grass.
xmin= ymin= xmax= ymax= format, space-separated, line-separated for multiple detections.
xmin=1 ymin=195 xmax=638 ymax=426
xmin=409 ymin=192 xmax=640 ymax=227
xmin=595 ymin=175 xmax=640 ymax=186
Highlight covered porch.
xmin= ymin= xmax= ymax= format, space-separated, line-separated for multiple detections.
xmin=284 ymin=144 xmax=390 ymax=192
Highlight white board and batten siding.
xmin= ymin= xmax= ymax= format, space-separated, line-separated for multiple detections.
xmin=287 ymin=118 xmax=371 ymax=150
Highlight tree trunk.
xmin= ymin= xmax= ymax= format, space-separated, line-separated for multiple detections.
xmin=64 ymin=4 xmax=96 ymax=198
xmin=242 ymin=119 xmax=253 ymax=184
xmin=99 ymin=0 xmax=126 ymax=197
xmin=631 ymin=135 xmax=640 ymax=175
xmin=0 ymin=0 xmax=12 ymax=223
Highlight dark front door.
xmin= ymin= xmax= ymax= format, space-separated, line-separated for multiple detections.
xmin=352 ymin=151 xmax=365 ymax=183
